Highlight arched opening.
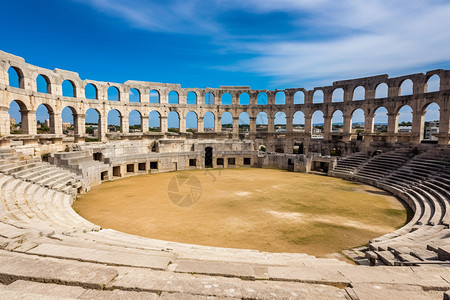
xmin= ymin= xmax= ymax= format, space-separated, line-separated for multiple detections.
xmin=85 ymin=83 xmax=97 ymax=99
xmin=426 ymin=75 xmax=440 ymax=93
xmin=85 ymin=108 xmax=100 ymax=141
xmin=274 ymin=112 xmax=286 ymax=132
xmin=240 ymin=93 xmax=250 ymax=105
xmin=129 ymin=88 xmax=140 ymax=103
xmin=313 ymin=90 xmax=324 ymax=103
xmin=129 ymin=110 xmax=142 ymax=132
xmin=8 ymin=100 xmax=26 ymax=134
xmin=312 ymin=110 xmax=324 ymax=138
xmin=8 ymin=66 xmax=23 ymax=88
xmin=221 ymin=112 xmax=233 ymax=132
xmin=353 ymin=86 xmax=365 ymax=101
xmin=374 ymin=107 xmax=388 ymax=133
xmin=204 ymin=112 xmax=215 ymax=132
xmin=397 ymin=105 xmax=413 ymax=133
xmin=168 ymin=111 xmax=180 ymax=132
xmin=62 ymin=80 xmax=76 ymax=97
xmin=107 ymin=109 xmax=121 ymax=133
xmin=257 ymin=92 xmax=267 ymax=105
xmin=205 ymin=146 xmax=213 ymax=168
xmin=149 ymin=90 xmax=160 ymax=103
xmin=149 ymin=111 xmax=161 ymax=132
xmin=36 ymin=104 xmax=52 ymax=134
xmin=205 ymin=92 xmax=214 ymax=105
xmin=294 ymin=91 xmax=304 ymax=104
xmin=375 ymin=83 xmax=388 ymax=98
xmin=168 ymin=91 xmax=179 ymax=104
xmin=108 ymin=86 xmax=120 ymax=101
xmin=422 ymin=102 xmax=440 ymax=141
xmin=187 ymin=91 xmax=197 ymax=105
xmin=332 ymin=110 xmax=343 ymax=132
xmin=332 ymin=88 xmax=344 ymax=103
xmin=186 ymin=111 xmax=198 ymax=132
xmin=275 ymin=92 xmax=285 ymax=105
xmin=221 ymin=93 xmax=232 ymax=105
xmin=36 ymin=74 xmax=50 ymax=94
xmin=239 ymin=112 xmax=250 ymax=133
xmin=293 ymin=111 xmax=305 ymax=131
xmin=62 ymin=106 xmax=76 ymax=136
xmin=256 ymin=112 xmax=268 ymax=132
xmin=352 ymin=109 xmax=365 ymax=139
xmin=400 ymin=79 xmax=413 ymax=96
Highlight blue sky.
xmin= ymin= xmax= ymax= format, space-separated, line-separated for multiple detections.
xmin=4 ymin=0 xmax=447 ymax=128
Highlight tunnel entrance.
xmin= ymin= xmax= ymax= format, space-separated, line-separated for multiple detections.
xmin=205 ymin=147 xmax=213 ymax=168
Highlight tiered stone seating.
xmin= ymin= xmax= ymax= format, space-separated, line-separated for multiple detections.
xmin=330 ymin=152 xmax=370 ymax=178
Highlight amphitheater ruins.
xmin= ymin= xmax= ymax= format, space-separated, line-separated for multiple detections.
xmin=0 ymin=49 xmax=449 ymax=299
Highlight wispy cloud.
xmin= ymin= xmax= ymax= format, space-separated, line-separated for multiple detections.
xmin=73 ymin=0 xmax=450 ymax=87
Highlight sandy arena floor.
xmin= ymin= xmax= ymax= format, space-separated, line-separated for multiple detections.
xmin=73 ymin=168 xmax=408 ymax=258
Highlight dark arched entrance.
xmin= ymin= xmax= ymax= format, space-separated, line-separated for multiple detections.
xmin=205 ymin=147 xmax=213 ymax=168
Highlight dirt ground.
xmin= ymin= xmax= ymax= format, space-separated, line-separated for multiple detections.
xmin=73 ymin=168 xmax=408 ymax=257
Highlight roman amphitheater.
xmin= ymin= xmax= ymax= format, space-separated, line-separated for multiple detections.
xmin=0 ymin=49 xmax=449 ymax=299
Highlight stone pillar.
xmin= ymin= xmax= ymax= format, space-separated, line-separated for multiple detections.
xmin=286 ymin=92 xmax=294 ymax=105
xmin=120 ymin=115 xmax=129 ymax=133
xmin=387 ymin=112 xmax=399 ymax=143
xmin=141 ymin=90 xmax=149 ymax=104
xmin=216 ymin=116 xmax=221 ymax=132
xmin=179 ymin=92 xmax=187 ymax=105
xmin=364 ymin=113 xmax=375 ymax=134
xmin=343 ymin=87 xmax=353 ymax=102
xmin=160 ymin=91 xmax=168 ymax=104
xmin=74 ymin=113 xmax=86 ymax=136
xmin=249 ymin=116 xmax=256 ymax=134
xmin=365 ymin=88 xmax=376 ymax=100
xmin=250 ymin=93 xmax=257 ymax=106
xmin=232 ymin=117 xmax=239 ymax=137
xmin=341 ymin=114 xmax=352 ymax=142
xmin=99 ymin=113 xmax=107 ymax=141
xmin=197 ymin=117 xmax=204 ymax=133
xmin=50 ymin=112 xmax=62 ymax=135
xmin=20 ymin=109 xmax=36 ymax=135
xmin=267 ymin=92 xmax=276 ymax=105
xmin=304 ymin=113 xmax=312 ymax=135
xmin=179 ymin=113 xmax=186 ymax=133
xmin=0 ymin=106 xmax=10 ymax=136
xmin=323 ymin=89 xmax=333 ymax=104
xmin=411 ymin=110 xmax=424 ymax=143
xmin=438 ymin=106 xmax=449 ymax=145
xmin=304 ymin=91 xmax=314 ymax=104
xmin=160 ymin=116 xmax=168 ymax=133
xmin=268 ymin=115 xmax=275 ymax=132
xmin=388 ymin=85 xmax=400 ymax=97
xmin=323 ymin=115 xmax=332 ymax=140
xmin=142 ymin=114 xmax=149 ymax=132
xmin=286 ymin=114 xmax=293 ymax=132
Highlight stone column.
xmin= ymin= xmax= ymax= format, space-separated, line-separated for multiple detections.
xmin=342 ymin=114 xmax=352 ymax=142
xmin=160 ymin=116 xmax=168 ymax=133
xmin=20 ymin=109 xmax=36 ymax=135
xmin=216 ymin=116 xmax=221 ymax=132
xmin=99 ymin=113 xmax=107 ymax=141
xmin=197 ymin=117 xmax=204 ymax=133
xmin=179 ymin=114 xmax=186 ymax=133
xmin=387 ymin=112 xmax=399 ymax=143
xmin=0 ymin=106 xmax=10 ymax=136
xmin=285 ymin=113 xmax=293 ymax=132
xmin=323 ymin=115 xmax=332 ymax=140
xmin=232 ymin=117 xmax=239 ymax=137
xmin=249 ymin=116 xmax=256 ymax=134
xmin=120 ymin=115 xmax=129 ymax=133
xmin=267 ymin=92 xmax=276 ymax=105
xmin=268 ymin=115 xmax=275 ymax=132
xmin=285 ymin=92 xmax=294 ymax=105
xmin=411 ymin=110 xmax=424 ymax=143
xmin=250 ymin=93 xmax=257 ymax=106
xmin=50 ymin=112 xmax=62 ymax=135
xmin=74 ymin=113 xmax=86 ymax=136
xmin=364 ymin=113 xmax=375 ymax=134
xmin=438 ymin=106 xmax=449 ymax=145
xmin=304 ymin=113 xmax=312 ymax=135
xmin=142 ymin=114 xmax=149 ymax=132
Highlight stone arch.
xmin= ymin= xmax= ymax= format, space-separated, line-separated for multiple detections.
xmin=85 ymin=108 xmax=101 ymax=139
xmin=205 ymin=92 xmax=214 ymax=105
xmin=375 ymin=83 xmax=388 ymax=98
xmin=149 ymin=110 xmax=161 ymax=132
xmin=332 ymin=88 xmax=344 ymax=103
xmin=312 ymin=110 xmax=324 ymax=137
xmin=35 ymin=103 xmax=54 ymax=134
xmin=275 ymin=92 xmax=286 ymax=105
xmin=221 ymin=92 xmax=232 ymax=105
xmin=353 ymin=86 xmax=365 ymax=101
xmin=8 ymin=66 xmax=24 ymax=88
xmin=8 ymin=100 xmax=27 ymax=134
xmin=187 ymin=91 xmax=197 ymax=105
xmin=257 ymin=92 xmax=268 ymax=105
xmin=332 ymin=110 xmax=343 ymax=132
xmin=239 ymin=112 xmax=250 ymax=133
xmin=351 ymin=108 xmax=365 ymax=138
xmin=129 ymin=88 xmax=141 ymax=103
xmin=239 ymin=92 xmax=250 ymax=105
xmin=313 ymin=90 xmax=324 ymax=103
xmin=397 ymin=105 xmax=413 ymax=132
xmin=294 ymin=91 xmax=304 ymax=104
xmin=221 ymin=112 xmax=233 ymax=132
xmin=36 ymin=74 xmax=51 ymax=94
xmin=62 ymin=106 xmax=77 ymax=136
xmin=400 ymin=79 xmax=413 ymax=96
xmin=129 ymin=110 xmax=142 ymax=132
xmin=426 ymin=74 xmax=440 ymax=93
xmin=149 ymin=90 xmax=160 ymax=103
xmin=422 ymin=102 xmax=440 ymax=141
xmin=256 ymin=112 xmax=268 ymax=132
xmin=107 ymin=109 xmax=122 ymax=133
xmin=186 ymin=111 xmax=198 ymax=132
xmin=107 ymin=86 xmax=120 ymax=101
xmin=203 ymin=112 xmax=215 ymax=131
xmin=292 ymin=111 xmax=305 ymax=131
xmin=274 ymin=111 xmax=286 ymax=132
xmin=85 ymin=83 xmax=98 ymax=100
xmin=62 ymin=80 xmax=76 ymax=97
xmin=168 ymin=91 xmax=179 ymax=104
xmin=168 ymin=110 xmax=180 ymax=132
xmin=373 ymin=106 xmax=388 ymax=132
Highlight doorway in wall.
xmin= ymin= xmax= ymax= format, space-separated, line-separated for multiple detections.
xmin=205 ymin=147 xmax=213 ymax=168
